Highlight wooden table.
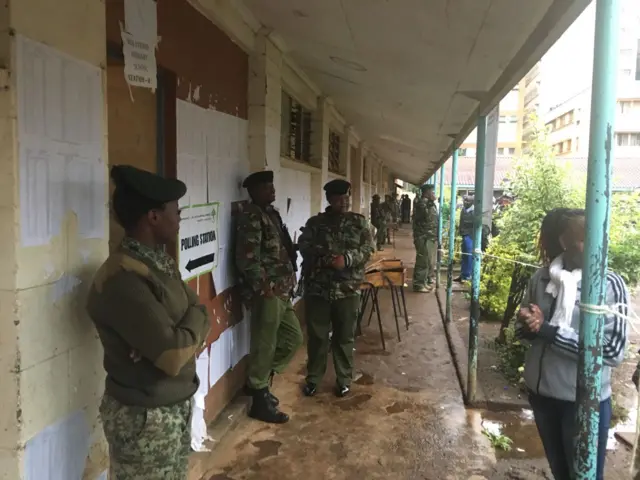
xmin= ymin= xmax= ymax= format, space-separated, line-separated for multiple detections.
xmin=357 ymin=257 xmax=409 ymax=350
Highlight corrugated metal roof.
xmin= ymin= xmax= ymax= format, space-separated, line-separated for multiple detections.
xmin=441 ymin=156 xmax=640 ymax=190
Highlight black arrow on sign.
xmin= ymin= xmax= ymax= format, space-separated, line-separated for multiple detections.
xmin=186 ymin=253 xmax=215 ymax=272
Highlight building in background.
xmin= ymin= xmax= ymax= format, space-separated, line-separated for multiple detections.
xmin=458 ymin=79 xmax=527 ymax=158
xmin=538 ymin=0 xmax=640 ymax=157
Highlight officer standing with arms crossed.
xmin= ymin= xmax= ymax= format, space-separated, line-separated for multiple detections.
xmin=235 ymin=170 xmax=303 ymax=424
xmin=299 ymin=179 xmax=374 ymax=397
xmin=88 ymin=165 xmax=211 ymax=479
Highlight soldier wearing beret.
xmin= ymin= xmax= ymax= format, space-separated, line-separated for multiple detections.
xmin=235 ymin=170 xmax=303 ymax=424
xmin=412 ymin=184 xmax=438 ymax=292
xmin=87 ymin=165 xmax=212 ymax=479
xmin=299 ymin=179 xmax=374 ymax=397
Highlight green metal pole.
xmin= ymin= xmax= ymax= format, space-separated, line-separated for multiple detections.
xmin=468 ymin=116 xmax=487 ymax=404
xmin=436 ymin=165 xmax=445 ymax=289
xmin=575 ymin=0 xmax=619 ymax=476
xmin=445 ymin=151 xmax=458 ymax=324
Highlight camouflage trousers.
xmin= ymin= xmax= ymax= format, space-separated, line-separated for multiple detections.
xmin=413 ymin=236 xmax=436 ymax=289
xmin=374 ymin=222 xmax=388 ymax=249
xmin=248 ymin=296 xmax=303 ymax=390
xmin=100 ymin=394 xmax=192 ymax=480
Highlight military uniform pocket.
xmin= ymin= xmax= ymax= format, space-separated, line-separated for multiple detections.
xmin=99 ymin=395 xmax=160 ymax=461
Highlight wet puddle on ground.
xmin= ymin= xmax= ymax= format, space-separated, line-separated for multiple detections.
xmin=386 ymin=401 xmax=412 ymax=414
xmin=209 ymin=467 xmax=234 ymax=480
xmin=472 ymin=409 xmax=546 ymax=459
xmin=334 ymin=393 xmax=372 ymax=410
xmin=354 ymin=372 xmax=374 ymax=385
xmin=251 ymin=440 xmax=282 ymax=460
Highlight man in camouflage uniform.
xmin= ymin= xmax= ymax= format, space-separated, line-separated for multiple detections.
xmin=412 ymin=184 xmax=438 ymax=292
xmin=386 ymin=194 xmax=399 ymax=244
xmin=235 ymin=170 xmax=303 ymax=424
xmin=299 ymin=179 xmax=374 ymax=397
xmin=371 ymin=194 xmax=391 ymax=250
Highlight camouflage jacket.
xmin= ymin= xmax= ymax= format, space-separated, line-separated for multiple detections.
xmin=413 ymin=198 xmax=438 ymax=239
xmin=370 ymin=202 xmax=391 ymax=227
xmin=389 ymin=200 xmax=400 ymax=222
xmin=235 ymin=203 xmax=296 ymax=303
xmin=298 ymin=209 xmax=374 ymax=300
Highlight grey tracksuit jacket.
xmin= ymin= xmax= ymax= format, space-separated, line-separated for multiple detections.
xmin=515 ymin=267 xmax=629 ymax=402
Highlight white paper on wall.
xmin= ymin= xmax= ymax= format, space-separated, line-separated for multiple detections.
xmin=191 ymin=349 xmax=213 ymax=452
xmin=122 ymin=0 xmax=158 ymax=90
xmin=176 ymin=100 xmax=249 ymax=293
xmin=17 ymin=35 xmax=106 ymax=247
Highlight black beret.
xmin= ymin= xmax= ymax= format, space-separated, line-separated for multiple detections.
xmin=420 ymin=184 xmax=435 ymax=192
xmin=242 ymin=170 xmax=274 ymax=189
xmin=110 ymin=165 xmax=186 ymax=203
xmin=323 ymin=179 xmax=351 ymax=196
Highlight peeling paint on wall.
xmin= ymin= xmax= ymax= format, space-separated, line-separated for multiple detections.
xmin=24 ymin=410 xmax=90 ymax=480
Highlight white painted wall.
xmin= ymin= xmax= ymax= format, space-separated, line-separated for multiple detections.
xmin=275 ymin=167 xmax=311 ymax=275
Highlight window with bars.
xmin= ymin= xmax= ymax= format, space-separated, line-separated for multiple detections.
xmin=328 ymin=130 xmax=341 ymax=174
xmin=616 ymin=132 xmax=640 ymax=147
xmin=280 ymin=92 xmax=312 ymax=162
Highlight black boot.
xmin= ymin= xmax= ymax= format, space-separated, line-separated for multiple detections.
xmin=244 ymin=384 xmax=279 ymax=407
xmin=268 ymin=372 xmax=280 ymax=407
xmin=335 ymin=384 xmax=350 ymax=397
xmin=249 ymin=388 xmax=289 ymax=424
xmin=302 ymin=383 xmax=317 ymax=397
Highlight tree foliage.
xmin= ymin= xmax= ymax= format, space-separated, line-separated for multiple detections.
xmin=482 ymin=118 xmax=640 ymax=318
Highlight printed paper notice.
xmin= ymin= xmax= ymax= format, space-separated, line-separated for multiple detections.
xmin=121 ymin=31 xmax=157 ymax=90
xmin=122 ymin=0 xmax=158 ymax=90
xmin=178 ymin=203 xmax=219 ymax=280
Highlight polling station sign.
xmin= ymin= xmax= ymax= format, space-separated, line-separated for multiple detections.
xmin=178 ymin=203 xmax=219 ymax=280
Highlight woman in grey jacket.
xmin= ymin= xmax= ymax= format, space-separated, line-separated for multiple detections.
xmin=516 ymin=208 xmax=629 ymax=480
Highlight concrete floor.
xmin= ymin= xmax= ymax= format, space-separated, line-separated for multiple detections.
xmin=195 ymin=228 xmax=496 ymax=480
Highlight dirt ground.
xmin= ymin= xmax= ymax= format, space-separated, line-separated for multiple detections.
xmin=451 ymin=278 xmax=639 ymax=479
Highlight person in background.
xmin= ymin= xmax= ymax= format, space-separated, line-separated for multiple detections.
xmin=516 ymin=208 xmax=629 ymax=480
xmin=299 ymin=179 xmax=374 ymax=398
xmin=87 ymin=165 xmax=211 ymax=479
xmin=370 ymin=194 xmax=387 ymax=251
xmin=401 ymin=194 xmax=411 ymax=224
xmin=455 ymin=195 xmax=474 ymax=283
xmin=383 ymin=194 xmax=394 ymax=244
xmin=412 ymin=184 xmax=438 ymax=292
xmin=236 ymin=170 xmax=303 ymax=424
xmin=390 ymin=192 xmax=400 ymax=232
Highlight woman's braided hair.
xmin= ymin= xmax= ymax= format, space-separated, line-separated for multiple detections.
xmin=538 ymin=208 xmax=585 ymax=265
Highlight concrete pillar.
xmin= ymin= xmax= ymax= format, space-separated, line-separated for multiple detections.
xmin=0 ymin=0 xmax=108 ymax=477
xmin=309 ymin=97 xmax=329 ymax=214
xmin=350 ymin=141 xmax=364 ymax=213
xmin=248 ymin=33 xmax=282 ymax=174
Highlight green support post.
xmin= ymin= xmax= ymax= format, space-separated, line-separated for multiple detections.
xmin=468 ymin=115 xmax=487 ymax=404
xmin=574 ymin=0 xmax=620 ymax=476
xmin=436 ymin=165 xmax=445 ymax=289
xmin=445 ymin=151 xmax=458 ymax=324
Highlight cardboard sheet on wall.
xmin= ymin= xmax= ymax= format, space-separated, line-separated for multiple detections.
xmin=17 ymin=35 xmax=106 ymax=247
